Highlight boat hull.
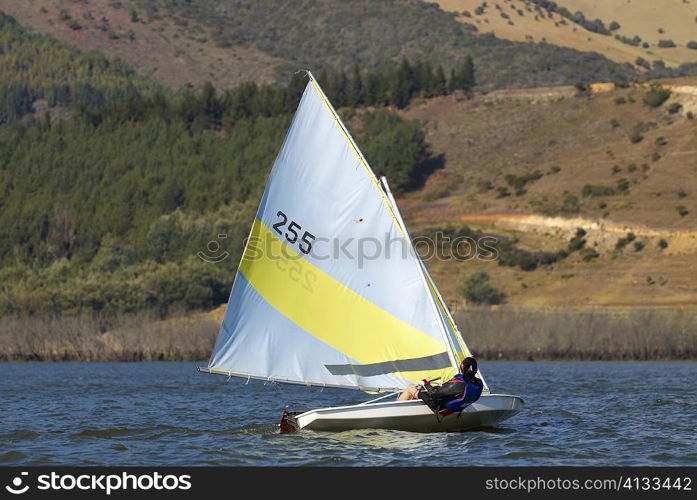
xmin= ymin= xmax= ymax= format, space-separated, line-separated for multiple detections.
xmin=285 ymin=394 xmax=523 ymax=433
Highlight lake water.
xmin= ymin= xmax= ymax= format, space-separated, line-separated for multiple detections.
xmin=0 ymin=361 xmax=695 ymax=466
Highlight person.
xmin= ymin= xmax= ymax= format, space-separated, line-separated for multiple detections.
xmin=397 ymin=357 xmax=484 ymax=416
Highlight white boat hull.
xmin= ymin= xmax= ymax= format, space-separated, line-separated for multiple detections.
xmin=284 ymin=394 xmax=524 ymax=433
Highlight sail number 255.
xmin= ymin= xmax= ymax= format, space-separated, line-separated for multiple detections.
xmin=272 ymin=211 xmax=316 ymax=254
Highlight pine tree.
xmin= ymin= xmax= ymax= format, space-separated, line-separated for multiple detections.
xmin=346 ymin=64 xmax=363 ymax=107
xmin=448 ymin=67 xmax=459 ymax=93
xmin=462 ymin=55 xmax=476 ymax=93
xmin=414 ymin=60 xmax=434 ymax=97
xmin=434 ymin=65 xmax=447 ymax=95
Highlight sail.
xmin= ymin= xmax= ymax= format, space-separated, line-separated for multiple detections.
xmin=207 ymin=73 xmax=468 ymax=392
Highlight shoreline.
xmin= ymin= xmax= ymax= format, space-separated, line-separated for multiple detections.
xmin=1 ymin=306 xmax=695 ymax=363
xmin=1 ymin=353 xmax=693 ymax=362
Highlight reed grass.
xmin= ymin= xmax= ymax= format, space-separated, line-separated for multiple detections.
xmin=457 ymin=308 xmax=697 ymax=360
xmin=1 ymin=307 xmax=694 ymax=361
xmin=0 ymin=310 xmax=217 ymax=361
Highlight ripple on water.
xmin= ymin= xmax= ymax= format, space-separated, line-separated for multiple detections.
xmin=3 ymin=361 xmax=695 ymax=466
xmin=0 ymin=451 xmax=27 ymax=463
xmin=72 ymin=427 xmax=149 ymax=439
xmin=227 ymin=423 xmax=280 ymax=436
xmin=1 ymin=429 xmax=40 ymax=441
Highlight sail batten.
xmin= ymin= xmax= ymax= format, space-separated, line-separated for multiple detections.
xmin=208 ymin=74 xmax=474 ymax=392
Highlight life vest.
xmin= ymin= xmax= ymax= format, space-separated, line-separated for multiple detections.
xmin=440 ymin=374 xmax=483 ymax=414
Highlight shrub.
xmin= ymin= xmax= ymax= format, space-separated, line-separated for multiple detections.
xmin=610 ymin=118 xmax=620 ymax=128
xmin=561 ymin=193 xmax=580 ymax=213
xmin=616 ymin=178 xmax=630 ymax=194
xmin=496 ymin=187 xmax=511 ymax=198
xmin=655 ymin=136 xmax=667 ymax=146
xmin=617 ymin=34 xmax=641 ymax=47
xmin=504 ymin=171 xmax=543 ymax=190
xmin=458 ymin=269 xmax=503 ymax=305
xmin=678 ymin=189 xmax=688 ymax=198
xmin=574 ymin=82 xmax=590 ymax=95
xmin=614 ymin=96 xmax=626 ymax=105
xmin=688 ymin=41 xmax=697 ymax=50
xmin=629 ymin=131 xmax=643 ymax=143
xmin=668 ymin=102 xmax=682 ymax=114
xmin=582 ymin=184 xmax=616 ymax=197
xmin=612 ymin=165 xmax=621 ymax=174
xmin=567 ymin=228 xmax=587 ymax=252
xmin=643 ymin=83 xmax=671 ymax=107
xmin=658 ymin=239 xmax=668 ymax=249
xmin=616 ymin=232 xmax=636 ymax=249
xmin=477 ymin=179 xmax=494 ymax=192
xmin=657 ymin=39 xmax=676 ymax=48
xmin=549 ymin=165 xmax=561 ymax=174
xmin=677 ymin=206 xmax=689 ymax=217
xmin=580 ymin=248 xmax=599 ymax=262
xmin=687 ymin=112 xmax=694 ymax=120
xmin=633 ymin=241 xmax=645 ymax=252
xmin=635 ymin=57 xmax=650 ymax=69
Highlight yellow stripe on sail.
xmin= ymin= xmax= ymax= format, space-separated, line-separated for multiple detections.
xmin=239 ymin=218 xmax=451 ymax=382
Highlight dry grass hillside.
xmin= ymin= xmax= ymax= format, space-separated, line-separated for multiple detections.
xmin=397 ymin=77 xmax=697 ymax=309
xmin=436 ymin=0 xmax=697 ymax=67
xmin=555 ymin=0 xmax=697 ymax=49
xmin=0 ymin=0 xmax=283 ymax=90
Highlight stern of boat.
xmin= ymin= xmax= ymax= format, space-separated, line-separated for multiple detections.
xmin=279 ymin=407 xmax=303 ymax=433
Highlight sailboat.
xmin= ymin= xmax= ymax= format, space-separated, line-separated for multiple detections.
xmin=198 ymin=71 xmax=524 ymax=432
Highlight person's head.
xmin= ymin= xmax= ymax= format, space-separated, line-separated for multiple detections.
xmin=460 ymin=357 xmax=478 ymax=379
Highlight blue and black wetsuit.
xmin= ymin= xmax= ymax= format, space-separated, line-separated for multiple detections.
xmin=418 ymin=373 xmax=483 ymax=416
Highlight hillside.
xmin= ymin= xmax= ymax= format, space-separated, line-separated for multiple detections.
xmin=398 ymin=77 xmax=697 ymax=308
xmin=0 ymin=0 xmax=638 ymax=91
xmin=555 ymin=0 xmax=697 ymax=62
xmin=0 ymin=11 xmax=695 ymax=359
xmin=436 ymin=0 xmax=697 ymax=68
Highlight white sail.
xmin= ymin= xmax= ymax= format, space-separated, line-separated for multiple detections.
xmin=207 ymin=73 xmax=475 ymax=392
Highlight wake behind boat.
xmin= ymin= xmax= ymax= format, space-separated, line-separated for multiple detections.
xmin=198 ymin=71 xmax=524 ymax=432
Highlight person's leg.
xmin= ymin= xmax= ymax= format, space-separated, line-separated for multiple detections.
xmin=397 ymin=385 xmax=420 ymax=401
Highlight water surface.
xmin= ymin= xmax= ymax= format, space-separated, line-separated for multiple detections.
xmin=0 ymin=362 xmax=694 ymax=466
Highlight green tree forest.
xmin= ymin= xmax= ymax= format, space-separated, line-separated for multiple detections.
xmin=0 ymin=13 xmax=473 ymax=317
